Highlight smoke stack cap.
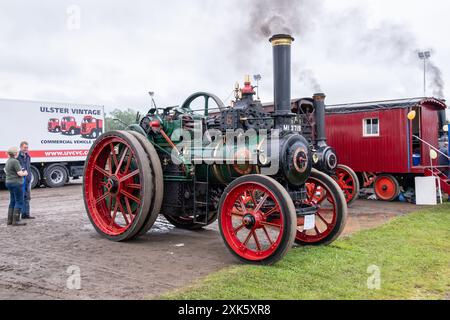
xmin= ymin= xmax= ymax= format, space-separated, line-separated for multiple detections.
xmin=313 ymin=93 xmax=326 ymax=101
xmin=270 ymin=34 xmax=295 ymax=46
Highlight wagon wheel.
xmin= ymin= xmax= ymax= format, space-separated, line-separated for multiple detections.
xmin=374 ymin=174 xmax=400 ymax=202
xmin=218 ymin=175 xmax=296 ymax=265
xmin=295 ymin=169 xmax=348 ymax=246
xmin=83 ymin=131 xmax=153 ymax=242
xmin=128 ymin=131 xmax=164 ymax=236
xmin=332 ymin=164 xmax=360 ymax=207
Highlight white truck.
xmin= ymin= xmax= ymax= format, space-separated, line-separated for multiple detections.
xmin=0 ymin=98 xmax=105 ymax=188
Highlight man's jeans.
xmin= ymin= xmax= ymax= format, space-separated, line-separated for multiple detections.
xmin=6 ymin=182 xmax=24 ymax=210
xmin=22 ymin=180 xmax=31 ymax=217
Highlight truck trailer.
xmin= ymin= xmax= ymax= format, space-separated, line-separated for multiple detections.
xmin=0 ymin=98 xmax=105 ymax=188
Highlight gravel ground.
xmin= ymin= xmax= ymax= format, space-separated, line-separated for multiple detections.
xmin=0 ymin=182 xmax=422 ymax=300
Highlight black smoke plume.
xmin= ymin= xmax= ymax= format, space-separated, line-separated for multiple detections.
xmin=246 ymin=0 xmax=320 ymax=40
xmin=428 ymin=62 xmax=445 ymax=98
xmin=238 ymin=0 xmax=445 ymax=99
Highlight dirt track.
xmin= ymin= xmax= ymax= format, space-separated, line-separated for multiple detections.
xmin=0 ymin=182 xmax=421 ymax=300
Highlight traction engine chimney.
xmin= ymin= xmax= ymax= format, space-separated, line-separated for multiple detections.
xmin=313 ymin=93 xmax=327 ymax=147
xmin=269 ymin=34 xmax=295 ymax=129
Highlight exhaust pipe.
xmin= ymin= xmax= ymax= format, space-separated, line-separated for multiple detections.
xmin=269 ymin=34 xmax=294 ymax=128
xmin=313 ymin=93 xmax=327 ymax=147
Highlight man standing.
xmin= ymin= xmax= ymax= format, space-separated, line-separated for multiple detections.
xmin=18 ymin=141 xmax=35 ymax=220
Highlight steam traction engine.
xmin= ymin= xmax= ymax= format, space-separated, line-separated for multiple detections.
xmin=291 ymin=95 xmax=361 ymax=206
xmin=82 ymin=35 xmax=348 ymax=265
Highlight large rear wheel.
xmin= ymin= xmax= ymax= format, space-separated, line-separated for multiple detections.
xmin=218 ymin=175 xmax=296 ymax=265
xmin=83 ymin=130 xmax=153 ymax=242
xmin=128 ymin=131 xmax=164 ymax=236
xmin=333 ymin=164 xmax=360 ymax=207
xmin=295 ymin=169 xmax=348 ymax=246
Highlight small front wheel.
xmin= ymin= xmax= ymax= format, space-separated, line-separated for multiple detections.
xmin=296 ymin=169 xmax=348 ymax=246
xmin=218 ymin=175 xmax=296 ymax=265
xmin=333 ymin=164 xmax=360 ymax=207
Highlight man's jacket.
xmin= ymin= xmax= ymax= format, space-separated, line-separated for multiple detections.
xmin=18 ymin=151 xmax=31 ymax=184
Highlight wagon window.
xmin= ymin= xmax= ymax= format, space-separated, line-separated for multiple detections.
xmin=363 ymin=118 xmax=379 ymax=137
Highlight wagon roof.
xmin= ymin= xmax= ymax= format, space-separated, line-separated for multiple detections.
xmin=326 ymin=97 xmax=447 ymax=114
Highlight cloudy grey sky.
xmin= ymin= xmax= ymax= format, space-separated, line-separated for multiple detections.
xmin=0 ymin=0 xmax=449 ymax=115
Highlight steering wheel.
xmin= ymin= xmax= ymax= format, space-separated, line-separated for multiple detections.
xmin=181 ymin=92 xmax=226 ymax=116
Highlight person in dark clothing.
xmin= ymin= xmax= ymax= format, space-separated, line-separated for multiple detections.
xmin=18 ymin=141 xmax=35 ymax=219
xmin=4 ymin=147 xmax=28 ymax=226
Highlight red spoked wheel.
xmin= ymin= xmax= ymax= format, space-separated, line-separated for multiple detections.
xmin=295 ymin=169 xmax=348 ymax=246
xmin=333 ymin=164 xmax=360 ymax=207
xmin=374 ymin=174 xmax=400 ymax=202
xmin=83 ymin=131 xmax=153 ymax=242
xmin=219 ymin=175 xmax=296 ymax=265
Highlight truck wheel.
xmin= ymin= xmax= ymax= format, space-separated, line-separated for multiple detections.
xmin=55 ymin=127 xmax=61 ymax=133
xmin=295 ymin=169 xmax=348 ymax=246
xmin=44 ymin=164 xmax=68 ymax=188
xmin=218 ymin=175 xmax=297 ymax=265
xmin=91 ymin=130 xmax=99 ymax=139
xmin=83 ymin=130 xmax=153 ymax=242
xmin=332 ymin=164 xmax=360 ymax=207
xmin=30 ymin=165 xmax=41 ymax=189
xmin=70 ymin=128 xmax=76 ymax=135
xmin=374 ymin=174 xmax=400 ymax=201
xmin=128 ymin=131 xmax=164 ymax=236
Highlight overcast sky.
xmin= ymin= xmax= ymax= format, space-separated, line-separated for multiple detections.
xmin=0 ymin=0 xmax=449 ymax=116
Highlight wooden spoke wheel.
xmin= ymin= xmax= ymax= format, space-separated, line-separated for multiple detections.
xmin=333 ymin=164 xmax=360 ymax=207
xmin=374 ymin=174 xmax=400 ymax=202
xmin=218 ymin=175 xmax=296 ymax=265
xmin=296 ymin=169 xmax=348 ymax=246
xmin=83 ymin=131 xmax=153 ymax=241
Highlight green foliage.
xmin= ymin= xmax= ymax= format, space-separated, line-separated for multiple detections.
xmin=161 ymin=204 xmax=450 ymax=300
xmin=105 ymin=108 xmax=141 ymax=132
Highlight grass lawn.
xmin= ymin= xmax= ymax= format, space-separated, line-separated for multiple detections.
xmin=162 ymin=204 xmax=450 ymax=300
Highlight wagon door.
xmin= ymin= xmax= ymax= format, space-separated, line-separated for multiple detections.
xmin=420 ymin=105 xmax=440 ymax=166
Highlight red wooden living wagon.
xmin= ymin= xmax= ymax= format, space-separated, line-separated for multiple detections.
xmin=325 ymin=97 xmax=450 ymax=201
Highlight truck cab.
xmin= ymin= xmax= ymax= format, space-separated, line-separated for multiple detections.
xmin=61 ymin=116 xmax=80 ymax=135
xmin=48 ymin=118 xmax=61 ymax=133
xmin=81 ymin=116 xmax=103 ymax=139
